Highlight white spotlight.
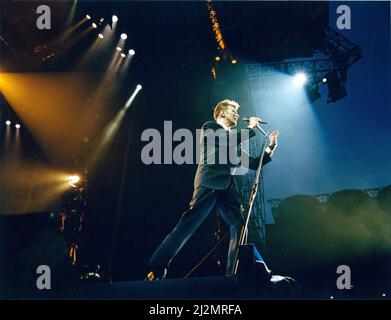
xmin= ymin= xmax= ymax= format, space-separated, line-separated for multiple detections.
xmin=86 ymin=14 xmax=91 ymax=20
xmin=120 ymin=33 xmax=127 ymax=40
xmin=128 ymin=49 xmax=135 ymax=56
xmin=136 ymin=84 xmax=142 ymax=91
xmin=15 ymin=124 xmax=21 ymax=129
xmin=92 ymin=23 xmax=97 ymax=29
xmin=5 ymin=120 xmax=11 ymax=126
xmin=116 ymin=47 xmax=122 ymax=51
xmin=293 ymin=72 xmax=307 ymax=86
xmin=112 ymin=15 xmax=118 ymax=23
xmin=322 ymin=77 xmax=328 ymax=84
xmin=121 ymin=53 xmax=126 ymax=58
xmin=98 ymin=33 xmax=104 ymax=39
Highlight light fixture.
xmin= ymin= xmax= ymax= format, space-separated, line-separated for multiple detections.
xmin=69 ymin=175 xmax=81 ymax=187
xmin=116 ymin=47 xmax=122 ymax=51
xmin=92 ymin=23 xmax=97 ymax=29
xmin=293 ymin=72 xmax=307 ymax=86
xmin=98 ymin=33 xmax=104 ymax=39
xmin=128 ymin=49 xmax=135 ymax=56
xmin=120 ymin=33 xmax=127 ymax=40
xmin=5 ymin=120 xmax=11 ymax=126
xmin=121 ymin=53 xmax=126 ymax=58
xmin=86 ymin=14 xmax=91 ymax=20
xmin=231 ymin=59 xmax=237 ymax=64
xmin=215 ymin=56 xmax=220 ymax=61
xmin=136 ymin=84 xmax=142 ymax=90
xmin=15 ymin=124 xmax=21 ymax=129
xmin=112 ymin=15 xmax=118 ymax=23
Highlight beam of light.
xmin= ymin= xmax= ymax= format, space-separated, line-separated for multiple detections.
xmin=65 ymin=0 xmax=78 ymax=28
xmin=120 ymin=33 xmax=127 ymax=40
xmin=293 ymin=72 xmax=308 ymax=86
xmin=58 ymin=16 xmax=89 ymax=44
xmin=89 ymin=85 xmax=142 ymax=168
xmin=57 ymin=26 xmax=95 ymax=57
xmin=0 ymin=161 xmax=77 ymax=214
xmin=0 ymin=72 xmax=104 ymax=165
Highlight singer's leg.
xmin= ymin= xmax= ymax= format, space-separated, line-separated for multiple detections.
xmin=149 ymin=187 xmax=218 ymax=273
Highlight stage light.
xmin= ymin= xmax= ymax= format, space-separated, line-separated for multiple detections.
xmin=112 ymin=15 xmax=118 ymax=23
xmin=215 ymin=56 xmax=220 ymax=61
xmin=92 ymin=23 xmax=97 ymax=29
xmin=98 ymin=33 xmax=104 ymax=39
xmin=121 ymin=53 xmax=126 ymax=58
xmin=69 ymin=175 xmax=80 ymax=187
xmin=293 ymin=72 xmax=307 ymax=86
xmin=231 ymin=59 xmax=237 ymax=64
xmin=100 ymin=18 xmax=104 ymax=23
xmin=136 ymin=84 xmax=142 ymax=91
xmin=5 ymin=120 xmax=11 ymax=126
xmin=15 ymin=124 xmax=21 ymax=129
xmin=128 ymin=49 xmax=135 ymax=56
xmin=86 ymin=15 xmax=91 ymax=20
xmin=322 ymin=77 xmax=328 ymax=84
xmin=120 ymin=33 xmax=127 ymax=40
xmin=116 ymin=47 xmax=122 ymax=51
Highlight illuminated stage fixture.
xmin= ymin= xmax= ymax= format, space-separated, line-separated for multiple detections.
xmin=293 ymin=72 xmax=307 ymax=86
xmin=120 ymin=33 xmax=127 ymax=40
xmin=322 ymin=77 xmax=328 ymax=84
xmin=92 ymin=23 xmax=98 ymax=29
xmin=215 ymin=56 xmax=220 ymax=61
xmin=125 ymin=84 xmax=142 ymax=109
xmin=231 ymin=59 xmax=237 ymax=64
xmin=100 ymin=18 xmax=105 ymax=23
xmin=112 ymin=15 xmax=118 ymax=23
xmin=5 ymin=120 xmax=11 ymax=126
xmin=121 ymin=53 xmax=126 ymax=58
xmin=98 ymin=33 xmax=104 ymax=39
xmin=128 ymin=49 xmax=135 ymax=56
xmin=116 ymin=47 xmax=122 ymax=51
xmin=69 ymin=175 xmax=81 ymax=188
xmin=15 ymin=124 xmax=21 ymax=129
xmin=86 ymin=14 xmax=91 ymax=20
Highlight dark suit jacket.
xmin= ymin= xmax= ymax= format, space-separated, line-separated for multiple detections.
xmin=193 ymin=121 xmax=272 ymax=190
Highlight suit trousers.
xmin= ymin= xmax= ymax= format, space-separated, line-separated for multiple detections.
xmin=149 ymin=182 xmax=243 ymax=275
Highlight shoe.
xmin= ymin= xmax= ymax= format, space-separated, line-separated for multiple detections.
xmin=145 ymin=267 xmax=168 ymax=281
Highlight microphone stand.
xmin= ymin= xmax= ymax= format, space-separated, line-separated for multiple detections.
xmin=233 ymin=124 xmax=270 ymax=275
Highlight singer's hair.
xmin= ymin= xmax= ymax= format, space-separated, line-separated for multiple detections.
xmin=213 ymin=99 xmax=240 ymax=120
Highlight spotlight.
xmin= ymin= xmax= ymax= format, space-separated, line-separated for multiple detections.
xmin=121 ymin=53 xmax=126 ymax=58
xmin=15 ymin=124 xmax=21 ymax=129
xmin=100 ymin=18 xmax=104 ymax=23
xmin=116 ymin=47 xmax=122 ymax=51
xmin=112 ymin=15 xmax=118 ymax=23
xmin=120 ymin=33 xmax=127 ymax=40
xmin=231 ymin=59 xmax=237 ymax=64
xmin=322 ymin=77 xmax=328 ymax=84
xmin=293 ymin=72 xmax=307 ymax=86
xmin=215 ymin=56 xmax=220 ymax=61
xmin=98 ymin=33 xmax=104 ymax=39
xmin=128 ymin=49 xmax=135 ymax=56
xmin=69 ymin=175 xmax=80 ymax=187
xmin=92 ymin=23 xmax=97 ymax=29
xmin=136 ymin=84 xmax=142 ymax=91
xmin=86 ymin=14 xmax=91 ymax=20
xmin=5 ymin=120 xmax=11 ymax=126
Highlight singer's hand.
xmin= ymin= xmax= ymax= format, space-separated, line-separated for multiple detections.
xmin=269 ymin=130 xmax=279 ymax=146
xmin=247 ymin=117 xmax=262 ymax=129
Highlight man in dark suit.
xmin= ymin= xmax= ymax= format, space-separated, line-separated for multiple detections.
xmin=147 ymin=99 xmax=279 ymax=280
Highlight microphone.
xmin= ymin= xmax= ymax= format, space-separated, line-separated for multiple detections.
xmin=242 ymin=118 xmax=269 ymax=124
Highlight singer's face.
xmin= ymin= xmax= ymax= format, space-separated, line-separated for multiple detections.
xmin=224 ymin=105 xmax=239 ymax=127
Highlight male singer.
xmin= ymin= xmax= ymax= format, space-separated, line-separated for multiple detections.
xmin=147 ymin=99 xmax=279 ymax=280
